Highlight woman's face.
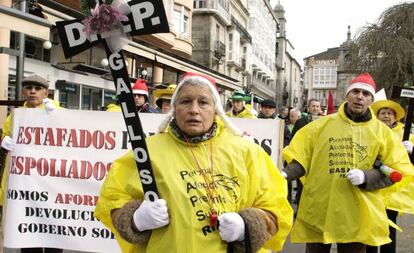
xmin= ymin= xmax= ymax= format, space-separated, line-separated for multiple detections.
xmin=377 ymin=107 xmax=396 ymax=127
xmin=175 ymin=84 xmax=216 ymax=136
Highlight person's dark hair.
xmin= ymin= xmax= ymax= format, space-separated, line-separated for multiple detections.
xmin=308 ymin=98 xmax=320 ymax=107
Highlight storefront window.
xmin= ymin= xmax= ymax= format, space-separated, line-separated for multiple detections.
xmin=57 ymin=81 xmax=80 ymax=109
xmin=82 ymin=86 xmax=102 ymax=111
xmin=103 ymin=90 xmax=117 ymax=108
xmin=163 ymin=67 xmax=179 ymax=84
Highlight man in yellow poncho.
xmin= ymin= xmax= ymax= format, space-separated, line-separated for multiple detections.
xmin=282 ymin=73 xmax=413 ymax=253
xmin=0 ymin=74 xmax=62 ymax=253
xmin=366 ymin=99 xmax=414 ymax=253
xmin=95 ymin=72 xmax=292 ymax=253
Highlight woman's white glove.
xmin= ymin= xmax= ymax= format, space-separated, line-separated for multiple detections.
xmin=218 ymin=212 xmax=245 ymax=242
xmin=402 ymin=140 xmax=413 ymax=154
xmin=43 ymin=98 xmax=55 ymax=113
xmin=133 ymin=199 xmax=169 ymax=231
xmin=1 ymin=136 xmax=15 ymax=152
xmin=346 ymin=169 xmax=366 ymax=185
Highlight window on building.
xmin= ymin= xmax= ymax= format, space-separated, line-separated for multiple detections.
xmin=313 ymin=66 xmax=337 ymax=89
xmin=163 ymin=67 xmax=179 ymax=84
xmin=194 ymin=0 xmax=207 ymax=8
xmin=10 ymin=31 xmax=50 ymax=63
xmin=103 ymin=90 xmax=117 ymax=108
xmin=82 ymin=86 xmax=103 ymax=111
xmin=173 ymin=5 xmax=190 ymax=38
xmin=58 ymin=82 xmax=80 ymax=110
xmin=228 ymin=33 xmax=233 ymax=60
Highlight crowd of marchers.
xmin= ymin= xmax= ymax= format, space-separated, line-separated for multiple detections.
xmin=0 ymin=72 xmax=413 ymax=253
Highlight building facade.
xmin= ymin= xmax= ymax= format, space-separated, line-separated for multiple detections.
xmin=303 ymin=27 xmax=355 ymax=111
xmin=248 ymin=0 xmax=278 ymax=101
xmin=0 ymin=0 xmax=241 ymax=126
xmin=274 ymin=2 xmax=302 ymax=110
xmin=191 ymin=0 xmax=251 ymax=101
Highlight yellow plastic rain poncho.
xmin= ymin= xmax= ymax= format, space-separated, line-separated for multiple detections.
xmin=95 ymin=120 xmax=293 ymax=253
xmin=283 ymin=103 xmax=413 ymax=246
xmin=0 ymin=100 xmax=62 ymax=204
xmin=106 ymin=103 xmax=122 ymax=112
xmin=225 ymin=107 xmax=257 ymax=119
xmin=381 ymin=122 xmax=414 ymax=214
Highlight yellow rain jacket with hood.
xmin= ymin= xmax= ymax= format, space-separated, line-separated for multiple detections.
xmin=95 ymin=119 xmax=293 ymax=253
xmin=283 ymin=103 xmax=413 ymax=246
xmin=381 ymin=122 xmax=414 ymax=214
xmin=225 ymin=108 xmax=256 ymax=119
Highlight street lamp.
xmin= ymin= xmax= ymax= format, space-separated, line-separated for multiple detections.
xmin=42 ymin=40 xmax=52 ymax=50
xmin=141 ymin=69 xmax=148 ymax=79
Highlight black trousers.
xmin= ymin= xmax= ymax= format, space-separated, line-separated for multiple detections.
xmin=366 ymin=209 xmax=398 ymax=253
xmin=21 ymin=248 xmax=62 ymax=253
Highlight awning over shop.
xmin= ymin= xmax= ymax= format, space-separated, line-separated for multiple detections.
xmin=0 ymin=5 xmax=51 ymax=41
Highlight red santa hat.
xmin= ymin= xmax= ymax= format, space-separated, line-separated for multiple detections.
xmin=157 ymin=72 xmax=241 ymax=136
xmin=346 ymin=73 xmax=376 ymax=98
xmin=131 ymin=79 xmax=149 ymax=96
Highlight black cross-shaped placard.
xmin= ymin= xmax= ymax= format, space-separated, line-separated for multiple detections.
xmin=56 ymin=0 xmax=169 ymax=201
xmin=391 ymin=86 xmax=414 ymax=141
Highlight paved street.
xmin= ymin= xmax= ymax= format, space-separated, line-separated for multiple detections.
xmin=1 ymin=202 xmax=414 ymax=253
xmin=281 ymin=203 xmax=414 ymax=253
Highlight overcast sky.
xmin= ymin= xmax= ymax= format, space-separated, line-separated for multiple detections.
xmin=269 ymin=0 xmax=407 ymax=68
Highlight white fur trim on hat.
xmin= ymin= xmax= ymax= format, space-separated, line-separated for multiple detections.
xmin=346 ymin=82 xmax=376 ymax=97
xmin=132 ymin=89 xmax=148 ymax=96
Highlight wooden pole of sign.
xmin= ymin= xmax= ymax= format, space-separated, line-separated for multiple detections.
xmin=56 ymin=0 xmax=170 ymax=201
xmin=391 ymin=86 xmax=414 ymax=141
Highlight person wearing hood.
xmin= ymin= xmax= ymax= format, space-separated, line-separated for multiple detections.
xmin=94 ymin=72 xmax=292 ymax=253
xmin=153 ymin=84 xmax=176 ymax=114
xmin=282 ymin=73 xmax=413 ymax=253
xmin=226 ymin=90 xmax=256 ymax=119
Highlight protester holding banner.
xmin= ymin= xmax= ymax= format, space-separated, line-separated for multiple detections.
xmin=153 ymin=84 xmax=176 ymax=113
xmin=366 ymin=99 xmax=414 ymax=253
xmin=131 ymin=79 xmax=157 ymax=113
xmin=282 ymin=73 xmax=413 ymax=253
xmin=0 ymin=74 xmax=62 ymax=253
xmin=225 ymin=90 xmax=256 ymax=118
xmin=95 ymin=72 xmax=293 ymax=253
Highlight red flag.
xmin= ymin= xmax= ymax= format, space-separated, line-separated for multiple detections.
xmin=327 ymin=91 xmax=335 ymax=114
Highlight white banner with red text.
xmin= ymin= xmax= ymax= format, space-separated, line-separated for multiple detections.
xmin=3 ymin=108 xmax=281 ymax=252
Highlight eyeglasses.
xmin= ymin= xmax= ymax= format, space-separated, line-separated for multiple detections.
xmin=23 ymin=85 xmax=44 ymax=91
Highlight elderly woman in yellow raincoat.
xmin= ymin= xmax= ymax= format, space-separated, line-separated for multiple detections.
xmin=282 ymin=73 xmax=413 ymax=253
xmin=94 ymin=72 xmax=293 ymax=253
xmin=366 ymin=99 xmax=414 ymax=253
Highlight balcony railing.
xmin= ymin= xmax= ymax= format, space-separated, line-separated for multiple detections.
xmin=214 ymin=41 xmax=225 ymax=59
xmin=193 ymin=0 xmax=231 ymax=25
xmin=241 ymin=58 xmax=246 ymax=70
